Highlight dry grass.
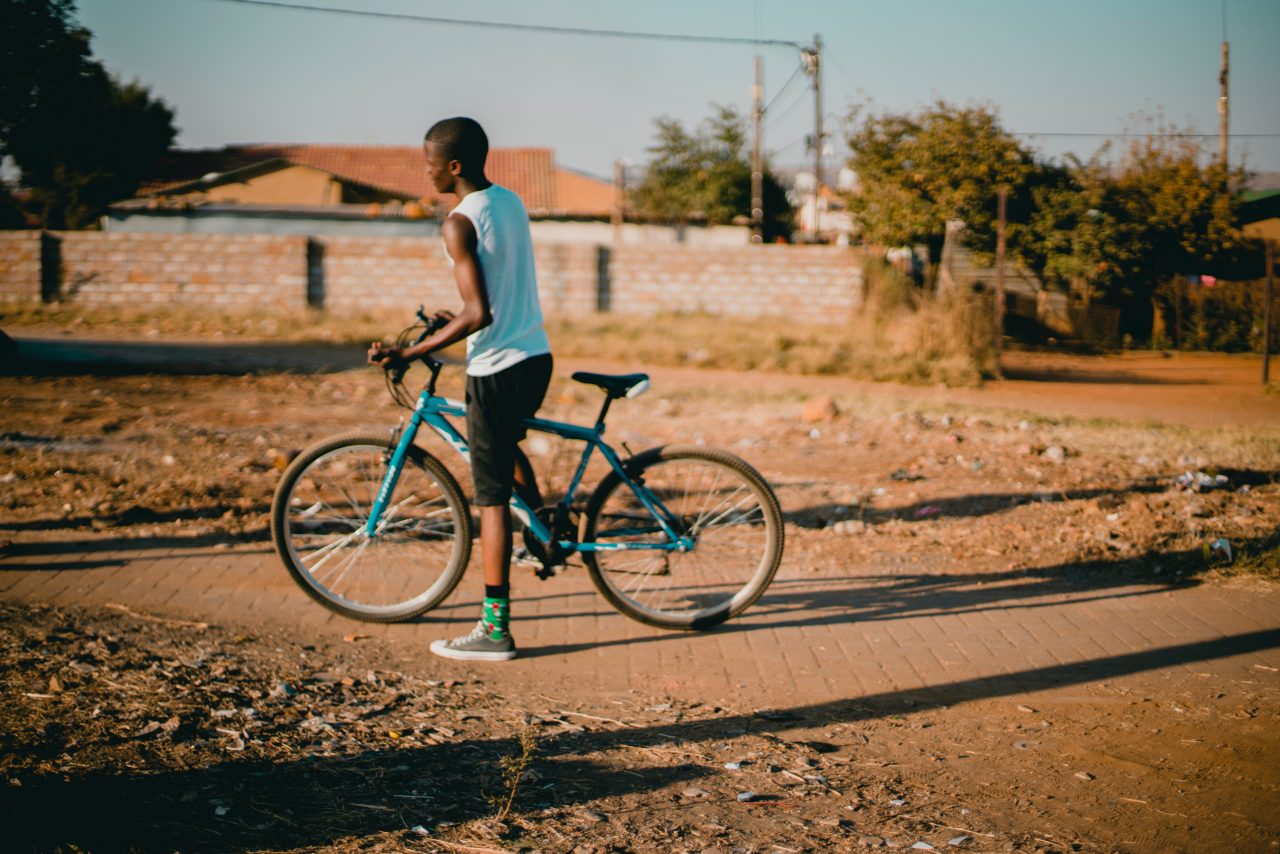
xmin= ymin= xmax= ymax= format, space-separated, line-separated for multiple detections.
xmin=0 ymin=302 xmax=400 ymax=344
xmin=550 ymin=261 xmax=994 ymax=387
xmin=1233 ymin=530 xmax=1280 ymax=579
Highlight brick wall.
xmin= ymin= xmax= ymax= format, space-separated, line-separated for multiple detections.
xmin=319 ymin=236 xmax=456 ymax=313
xmin=533 ymin=243 xmax=600 ymax=316
xmin=317 ymin=238 xmax=601 ymax=316
xmin=56 ymin=232 xmax=307 ymax=308
xmin=0 ymin=231 xmax=43 ymax=303
xmin=608 ymin=245 xmax=863 ymax=323
xmin=7 ymin=230 xmax=865 ymax=322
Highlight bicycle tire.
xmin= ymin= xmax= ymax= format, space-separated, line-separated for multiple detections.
xmin=271 ymin=432 xmax=472 ymax=622
xmin=582 ymin=445 xmax=784 ymax=630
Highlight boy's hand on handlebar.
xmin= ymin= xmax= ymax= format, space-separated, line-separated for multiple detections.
xmin=367 ymin=342 xmax=408 ymax=370
xmin=431 ymin=309 xmax=456 ymax=328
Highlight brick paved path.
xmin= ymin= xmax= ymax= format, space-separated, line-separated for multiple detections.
xmin=3 ymin=536 xmax=1278 ymax=708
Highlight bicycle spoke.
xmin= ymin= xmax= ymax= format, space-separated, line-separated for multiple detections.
xmin=692 ymin=489 xmax=757 ymax=535
xmin=318 ymin=469 xmax=368 ymax=519
xmin=375 ymin=491 xmax=422 ymax=531
xmin=300 ymin=527 xmax=364 ymax=571
xmin=321 ymin=535 xmax=370 ymax=591
xmin=298 ymin=511 xmax=362 ymax=529
xmin=621 ymin=555 xmax=665 ymax=600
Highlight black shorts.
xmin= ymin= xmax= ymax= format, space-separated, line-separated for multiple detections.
xmin=465 ymin=353 xmax=553 ymax=506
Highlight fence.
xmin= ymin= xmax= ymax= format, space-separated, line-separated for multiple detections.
xmin=0 ymin=231 xmax=864 ymax=324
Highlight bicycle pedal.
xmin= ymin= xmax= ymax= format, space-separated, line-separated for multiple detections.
xmin=535 ymin=563 xmax=568 ymax=580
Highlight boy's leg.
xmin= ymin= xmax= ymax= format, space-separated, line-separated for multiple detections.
xmin=480 ymin=505 xmax=514 ymax=590
xmin=430 ymin=355 xmax=551 ymax=662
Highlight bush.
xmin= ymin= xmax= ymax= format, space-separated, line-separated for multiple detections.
xmin=1155 ymin=277 xmax=1279 ymax=353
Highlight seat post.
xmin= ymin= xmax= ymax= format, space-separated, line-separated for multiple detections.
xmin=594 ymin=394 xmax=614 ymax=431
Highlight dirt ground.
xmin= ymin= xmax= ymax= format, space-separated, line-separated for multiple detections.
xmin=1 ymin=333 xmax=1279 ymax=853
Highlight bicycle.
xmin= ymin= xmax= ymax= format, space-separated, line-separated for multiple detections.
xmin=270 ymin=308 xmax=785 ymax=630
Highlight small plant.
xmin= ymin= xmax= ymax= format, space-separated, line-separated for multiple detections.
xmin=490 ymin=723 xmax=539 ymax=822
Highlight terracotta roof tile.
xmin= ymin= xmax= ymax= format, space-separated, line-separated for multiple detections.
xmin=139 ymin=145 xmax=609 ymax=218
xmin=555 ymin=167 xmax=615 ymax=218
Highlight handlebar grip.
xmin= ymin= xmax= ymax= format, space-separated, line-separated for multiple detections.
xmin=385 ymin=355 xmax=410 ymax=383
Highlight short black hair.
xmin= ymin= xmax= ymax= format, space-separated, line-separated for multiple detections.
xmin=425 ymin=117 xmax=488 ymax=173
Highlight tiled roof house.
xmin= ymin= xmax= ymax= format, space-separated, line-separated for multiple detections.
xmin=107 ymin=144 xmax=748 ymax=245
xmin=124 ymin=144 xmax=614 ymax=220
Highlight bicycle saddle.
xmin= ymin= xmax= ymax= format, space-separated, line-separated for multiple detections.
xmin=571 ymin=371 xmax=650 ymax=399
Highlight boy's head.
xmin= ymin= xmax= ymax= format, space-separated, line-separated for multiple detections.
xmin=424 ymin=117 xmax=488 ymax=193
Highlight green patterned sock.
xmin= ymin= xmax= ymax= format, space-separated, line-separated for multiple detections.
xmin=482 ymin=597 xmax=510 ymax=640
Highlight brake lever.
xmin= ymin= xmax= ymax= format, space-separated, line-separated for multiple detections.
xmin=386 ymin=356 xmax=410 ymax=384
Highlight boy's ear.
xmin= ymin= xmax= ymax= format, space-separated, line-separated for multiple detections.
xmin=448 ymin=159 xmax=463 ymax=176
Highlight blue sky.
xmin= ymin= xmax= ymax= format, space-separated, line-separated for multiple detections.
xmin=76 ymin=0 xmax=1280 ymax=179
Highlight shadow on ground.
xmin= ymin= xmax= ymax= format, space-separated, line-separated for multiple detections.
xmin=3 ymin=625 xmax=1276 ymax=852
xmin=784 ymin=471 xmax=1279 ymax=530
xmin=0 ymin=336 xmax=369 ymax=376
xmin=998 ymin=363 xmax=1207 ymax=385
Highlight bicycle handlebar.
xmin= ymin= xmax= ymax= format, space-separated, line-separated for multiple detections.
xmin=385 ymin=306 xmax=449 ymax=385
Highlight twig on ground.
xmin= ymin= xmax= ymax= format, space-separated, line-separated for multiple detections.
xmin=922 ymin=820 xmax=995 ymax=839
xmin=104 ymin=602 xmax=210 ymax=630
xmin=431 ymin=840 xmax=511 ymax=854
xmin=557 ymin=710 xmax=635 ymax=728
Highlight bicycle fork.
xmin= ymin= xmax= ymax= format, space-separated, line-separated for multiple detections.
xmin=364 ymin=416 xmax=422 ymax=538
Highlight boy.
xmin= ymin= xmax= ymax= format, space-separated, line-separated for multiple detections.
xmin=368 ymin=117 xmax=552 ymax=661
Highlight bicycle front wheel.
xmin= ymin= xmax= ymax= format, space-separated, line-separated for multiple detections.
xmin=271 ymin=433 xmax=472 ymax=622
xmin=582 ymin=445 xmax=784 ymax=630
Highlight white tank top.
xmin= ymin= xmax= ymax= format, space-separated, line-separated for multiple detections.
xmin=446 ymin=184 xmax=551 ymax=377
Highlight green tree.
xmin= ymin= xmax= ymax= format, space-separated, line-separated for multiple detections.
xmin=1110 ymin=129 xmax=1245 ymax=344
xmin=1111 ymin=130 xmax=1242 ymax=288
xmin=1024 ymin=151 xmax=1137 ymax=305
xmin=1 ymin=0 xmax=176 ymax=228
xmin=843 ymin=100 xmax=1036 ymax=257
xmin=1023 ymin=124 xmax=1245 ymax=341
xmin=632 ymin=105 xmax=793 ymax=241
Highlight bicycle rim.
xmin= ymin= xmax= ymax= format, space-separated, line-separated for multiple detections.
xmin=272 ymin=434 xmax=470 ymax=621
xmin=583 ymin=446 xmax=783 ymax=629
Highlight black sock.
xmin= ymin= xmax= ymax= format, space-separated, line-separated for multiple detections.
xmin=485 ymin=583 xmax=510 ymax=600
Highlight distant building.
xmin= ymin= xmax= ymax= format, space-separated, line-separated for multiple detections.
xmin=1241 ymin=188 xmax=1280 ymax=244
xmin=777 ymin=166 xmax=854 ymax=244
xmin=107 ymin=144 xmax=615 ymax=240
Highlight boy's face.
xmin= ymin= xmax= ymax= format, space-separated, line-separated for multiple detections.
xmin=423 ymin=140 xmax=459 ymax=194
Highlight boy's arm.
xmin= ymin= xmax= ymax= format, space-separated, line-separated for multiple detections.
xmin=368 ymin=213 xmax=491 ymax=365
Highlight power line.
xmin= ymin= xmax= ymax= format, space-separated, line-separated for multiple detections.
xmin=1013 ymin=131 xmax=1279 ymax=138
xmin=764 ymin=63 xmax=806 ymax=115
xmin=198 ymin=0 xmax=805 ymax=49
xmin=771 ymin=136 xmax=807 ymax=156
xmin=827 ymin=51 xmax=860 ymax=91
xmin=765 ymin=87 xmax=810 ymax=130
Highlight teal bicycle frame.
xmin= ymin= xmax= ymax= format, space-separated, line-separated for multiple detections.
xmin=364 ymin=367 xmax=694 ymax=557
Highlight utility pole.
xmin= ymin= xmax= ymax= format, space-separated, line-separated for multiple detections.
xmin=802 ymin=35 xmax=823 ymax=240
xmin=612 ymin=160 xmax=626 ymax=243
xmin=1219 ymin=39 xmax=1230 ymax=166
xmin=751 ymin=55 xmax=764 ymax=245
xmin=994 ymin=185 xmax=1009 ymax=378
xmin=1265 ymin=239 xmax=1274 ymax=385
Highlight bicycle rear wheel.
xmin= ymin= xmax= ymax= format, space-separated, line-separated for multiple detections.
xmin=271 ymin=433 xmax=472 ymax=622
xmin=582 ymin=445 xmax=784 ymax=630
